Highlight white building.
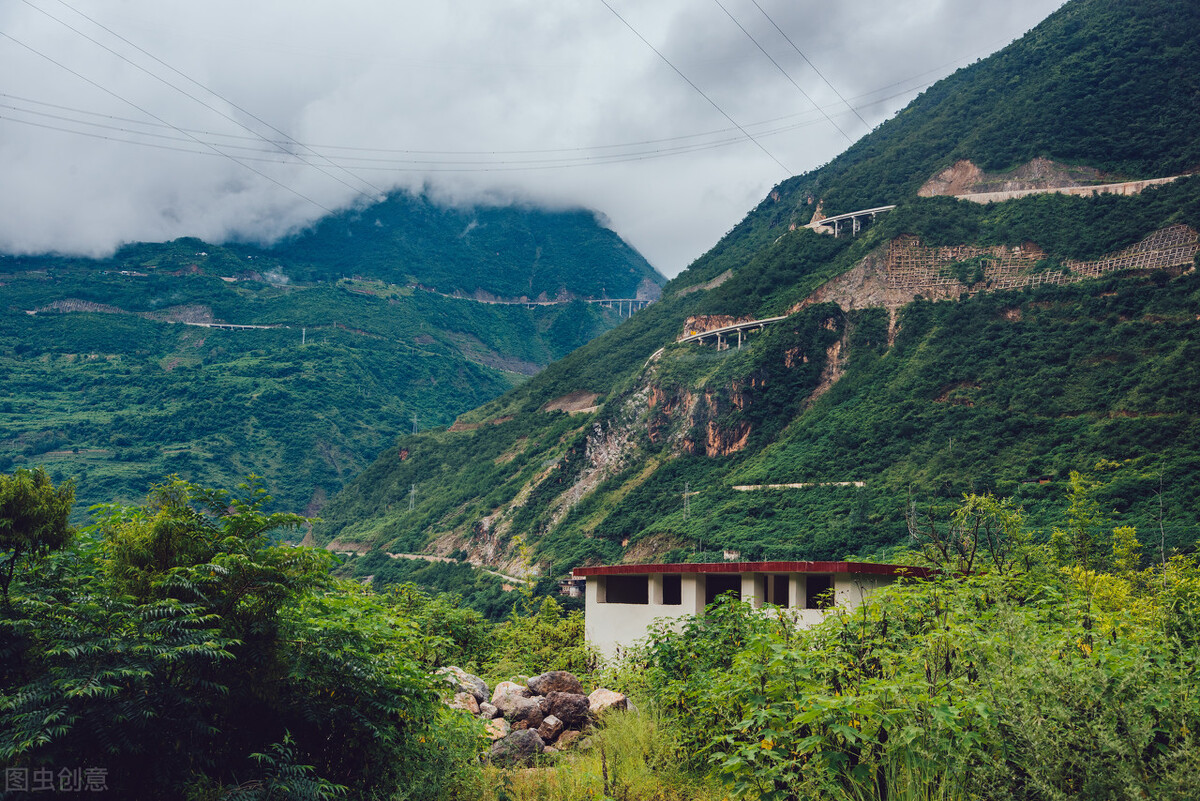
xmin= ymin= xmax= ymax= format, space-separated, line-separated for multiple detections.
xmin=573 ymin=560 xmax=929 ymax=659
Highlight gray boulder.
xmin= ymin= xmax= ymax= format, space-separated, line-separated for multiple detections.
xmin=491 ymin=680 xmax=532 ymax=715
xmin=488 ymin=729 xmax=545 ymax=767
xmin=544 ymin=691 xmax=590 ymax=728
xmin=478 ymin=702 xmax=501 ymax=720
xmin=436 ymin=666 xmax=489 ymax=703
xmin=527 ymin=670 xmax=585 ymax=697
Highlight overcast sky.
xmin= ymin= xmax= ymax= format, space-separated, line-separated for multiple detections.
xmin=0 ymin=0 xmax=1067 ymax=277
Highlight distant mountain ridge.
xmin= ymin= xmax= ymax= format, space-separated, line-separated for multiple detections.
xmin=313 ymin=0 xmax=1200 ymax=579
xmin=263 ymin=190 xmax=663 ymax=302
xmin=0 ymin=192 xmax=663 ymax=516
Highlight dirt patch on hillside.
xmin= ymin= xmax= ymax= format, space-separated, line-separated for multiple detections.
xmin=325 ymin=539 xmax=372 ymax=554
xmin=919 ymin=158 xmax=1106 ymax=197
xmin=542 ymin=391 xmax=601 ymax=414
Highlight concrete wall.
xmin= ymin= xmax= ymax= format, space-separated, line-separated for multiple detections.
xmin=585 ymin=574 xmax=699 ymax=660
xmin=584 ymin=570 xmax=898 ymax=660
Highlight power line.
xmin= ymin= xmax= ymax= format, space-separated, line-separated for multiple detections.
xmin=0 ymin=29 xmax=335 ymax=215
xmin=0 ymin=74 xmax=947 ymax=173
xmin=597 ymin=0 xmax=792 ymax=176
xmin=20 ymin=0 xmax=384 ymax=204
xmin=747 ymin=0 xmax=871 ymax=133
xmin=710 ymin=0 xmax=853 ymax=143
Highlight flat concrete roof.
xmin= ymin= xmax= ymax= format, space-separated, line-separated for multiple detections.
xmin=572 ymin=561 xmax=930 ymax=578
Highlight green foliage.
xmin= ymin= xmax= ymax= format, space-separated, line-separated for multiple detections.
xmin=638 ymin=491 xmax=1200 ymax=801
xmin=0 ymin=475 xmax=465 ymax=800
xmin=0 ymin=289 xmax=615 ymax=520
xmin=267 ymin=191 xmax=662 ymax=300
xmin=486 ymin=593 xmax=593 ymax=681
xmin=0 ymin=467 xmax=75 ymax=605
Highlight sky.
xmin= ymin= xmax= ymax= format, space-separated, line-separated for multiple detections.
xmin=0 ymin=0 xmax=1068 ymax=277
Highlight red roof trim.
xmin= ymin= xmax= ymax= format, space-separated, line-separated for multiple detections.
xmin=572 ymin=561 xmax=931 ymax=578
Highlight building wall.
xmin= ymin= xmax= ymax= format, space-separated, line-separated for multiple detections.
xmin=584 ymin=570 xmax=898 ymax=660
xmin=584 ymin=574 xmax=699 ymax=660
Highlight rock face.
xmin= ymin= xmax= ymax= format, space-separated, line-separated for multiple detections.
xmin=488 ymin=729 xmax=545 ymax=767
xmin=555 ymin=730 xmax=583 ymax=751
xmin=507 ymin=696 xmax=545 ymax=731
xmin=527 ymin=670 xmax=585 ymax=696
xmin=588 ymin=688 xmax=629 ymax=715
xmin=485 ymin=718 xmax=511 ymax=741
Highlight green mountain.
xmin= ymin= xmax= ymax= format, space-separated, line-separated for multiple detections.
xmin=0 ymin=192 xmax=663 ymax=516
xmin=314 ymin=0 xmax=1200 ymax=577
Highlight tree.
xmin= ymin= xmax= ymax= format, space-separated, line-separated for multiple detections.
xmin=0 ymin=468 xmax=74 ymax=608
xmin=907 ymin=491 xmax=1030 ymax=574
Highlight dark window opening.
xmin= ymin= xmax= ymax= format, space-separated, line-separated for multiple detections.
xmin=705 ymin=574 xmax=742 ymax=606
xmin=806 ymin=575 xmax=833 ymax=609
xmin=604 ymin=575 xmax=648 ymax=604
xmin=771 ymin=575 xmax=790 ymax=607
xmin=662 ymin=574 xmax=682 ymax=605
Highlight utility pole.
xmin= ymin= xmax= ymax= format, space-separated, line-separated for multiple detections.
xmin=409 ymin=483 xmax=416 ymax=511
xmin=301 ymin=327 xmax=306 ymax=345
xmin=683 ymin=482 xmax=690 ymax=522
xmin=412 ymin=412 xmax=418 ymax=435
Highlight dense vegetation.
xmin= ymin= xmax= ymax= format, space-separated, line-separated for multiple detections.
xmin=9 ymin=0 xmax=1200 ymax=796
xmin=0 ymin=192 xmax=661 ymax=515
xmin=0 ymin=469 xmax=600 ymax=800
xmin=626 ymin=480 xmax=1200 ymax=801
xmin=8 ymin=467 xmax=1198 ymax=801
xmin=268 ymin=191 xmax=661 ymax=300
xmin=336 ymin=552 xmax=583 ymax=622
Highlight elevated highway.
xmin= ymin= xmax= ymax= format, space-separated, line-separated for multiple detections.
xmin=806 ymin=205 xmax=896 ymax=237
xmin=677 ymin=315 xmax=787 ymax=350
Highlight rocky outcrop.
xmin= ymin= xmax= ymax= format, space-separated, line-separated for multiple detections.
xmin=793 ymin=226 xmax=1200 ymax=318
xmin=491 ymin=680 xmax=533 ymax=715
xmin=448 ymin=692 xmax=480 ymax=715
xmin=679 ymin=314 xmax=756 ymax=339
xmin=537 ymin=715 xmax=564 ymax=743
xmin=543 ymin=691 xmax=590 ymax=729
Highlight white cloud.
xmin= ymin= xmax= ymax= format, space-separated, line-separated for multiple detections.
xmin=0 ymin=0 xmax=1066 ymax=274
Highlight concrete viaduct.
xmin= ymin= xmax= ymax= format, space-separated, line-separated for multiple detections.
xmin=677 ymin=316 xmax=788 ymax=350
xmin=805 ymin=205 xmax=896 ymax=237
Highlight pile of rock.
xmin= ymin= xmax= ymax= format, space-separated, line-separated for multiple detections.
xmin=437 ymin=667 xmax=630 ymax=766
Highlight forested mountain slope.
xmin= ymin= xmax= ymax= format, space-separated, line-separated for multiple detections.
xmin=315 ymin=0 xmax=1200 ymax=576
xmin=0 ymin=192 xmax=662 ymax=515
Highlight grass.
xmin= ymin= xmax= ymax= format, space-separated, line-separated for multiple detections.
xmin=471 ymin=708 xmax=723 ymax=801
